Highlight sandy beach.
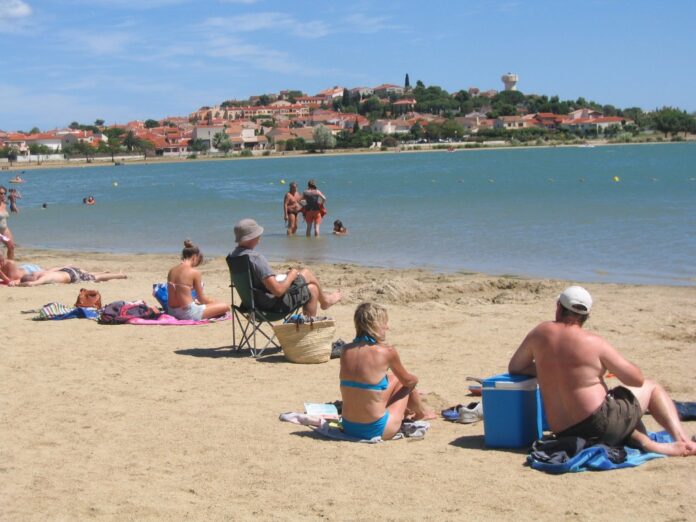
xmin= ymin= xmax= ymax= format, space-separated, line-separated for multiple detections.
xmin=2 ymin=248 xmax=695 ymax=521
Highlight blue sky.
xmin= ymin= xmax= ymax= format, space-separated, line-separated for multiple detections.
xmin=1 ymin=0 xmax=694 ymax=131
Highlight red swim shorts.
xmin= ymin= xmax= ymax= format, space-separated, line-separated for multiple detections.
xmin=304 ymin=210 xmax=322 ymax=224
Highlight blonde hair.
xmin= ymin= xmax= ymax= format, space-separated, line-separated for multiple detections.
xmin=353 ymin=302 xmax=388 ymax=341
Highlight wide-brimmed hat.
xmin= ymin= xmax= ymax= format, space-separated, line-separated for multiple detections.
xmin=558 ymin=285 xmax=592 ymax=315
xmin=234 ymin=218 xmax=264 ymax=243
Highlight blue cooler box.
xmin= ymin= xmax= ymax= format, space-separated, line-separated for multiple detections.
xmin=482 ymin=373 xmax=545 ymax=448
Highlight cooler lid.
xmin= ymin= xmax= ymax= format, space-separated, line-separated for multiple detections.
xmin=482 ymin=372 xmax=538 ymax=390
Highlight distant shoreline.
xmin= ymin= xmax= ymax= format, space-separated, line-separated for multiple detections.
xmin=4 ymin=138 xmax=693 ymax=172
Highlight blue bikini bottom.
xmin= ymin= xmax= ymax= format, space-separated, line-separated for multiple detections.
xmin=341 ymin=411 xmax=390 ymax=440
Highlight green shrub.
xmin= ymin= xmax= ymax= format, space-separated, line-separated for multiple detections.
xmin=187 ymin=154 xmax=197 ymax=159
xmin=240 ymin=149 xmax=253 ymax=157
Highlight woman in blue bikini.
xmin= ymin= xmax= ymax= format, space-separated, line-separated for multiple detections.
xmin=339 ymin=302 xmax=435 ymax=440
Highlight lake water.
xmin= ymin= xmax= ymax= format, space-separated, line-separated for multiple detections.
xmin=7 ymin=143 xmax=696 ymax=286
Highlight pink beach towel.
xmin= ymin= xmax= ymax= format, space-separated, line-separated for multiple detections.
xmin=127 ymin=312 xmax=231 ymax=326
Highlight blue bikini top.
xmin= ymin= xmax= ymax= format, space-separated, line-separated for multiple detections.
xmin=340 ymin=335 xmax=389 ymax=391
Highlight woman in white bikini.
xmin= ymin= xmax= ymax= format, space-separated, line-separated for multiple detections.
xmin=166 ymin=239 xmax=229 ymax=320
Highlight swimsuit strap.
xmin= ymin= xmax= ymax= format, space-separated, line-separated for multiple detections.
xmin=353 ymin=335 xmax=377 ymax=345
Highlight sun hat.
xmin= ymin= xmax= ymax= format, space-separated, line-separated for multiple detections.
xmin=234 ymin=218 xmax=264 ymax=243
xmin=558 ymin=285 xmax=593 ymax=315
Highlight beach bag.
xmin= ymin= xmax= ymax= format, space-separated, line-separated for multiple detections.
xmin=99 ymin=300 xmax=160 ymax=324
xmin=272 ymin=317 xmax=336 ymax=364
xmin=75 ymin=288 xmax=102 ymax=309
xmin=152 ymin=282 xmax=198 ymax=312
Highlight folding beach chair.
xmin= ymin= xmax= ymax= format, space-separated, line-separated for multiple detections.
xmin=226 ymin=254 xmax=301 ymax=357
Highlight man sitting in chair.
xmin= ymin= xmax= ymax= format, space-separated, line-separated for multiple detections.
xmin=229 ymin=218 xmax=341 ymax=316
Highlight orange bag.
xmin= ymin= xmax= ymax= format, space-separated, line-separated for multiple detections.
xmin=75 ymin=288 xmax=102 ymax=309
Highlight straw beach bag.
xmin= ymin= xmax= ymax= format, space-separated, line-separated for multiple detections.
xmin=273 ymin=318 xmax=336 ymax=364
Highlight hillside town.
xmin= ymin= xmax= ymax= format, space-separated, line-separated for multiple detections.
xmin=1 ymin=74 xmax=693 ymax=165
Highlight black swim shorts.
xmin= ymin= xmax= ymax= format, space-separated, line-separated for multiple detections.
xmin=557 ymin=386 xmax=643 ymax=446
xmin=270 ymin=275 xmax=310 ymax=314
xmin=59 ymin=266 xmax=96 ymax=284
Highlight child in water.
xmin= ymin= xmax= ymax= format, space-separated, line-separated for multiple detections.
xmin=8 ymin=188 xmax=20 ymax=213
xmin=333 ymin=219 xmax=347 ymax=235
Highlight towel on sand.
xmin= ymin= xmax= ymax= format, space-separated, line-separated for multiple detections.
xmin=127 ymin=312 xmax=231 ymax=326
xmin=279 ymin=412 xmax=429 ymax=443
xmin=32 ymin=303 xmax=99 ymax=321
xmin=528 ymin=431 xmax=670 ymax=473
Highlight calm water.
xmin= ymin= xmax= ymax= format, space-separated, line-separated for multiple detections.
xmin=7 ymin=143 xmax=696 ymax=285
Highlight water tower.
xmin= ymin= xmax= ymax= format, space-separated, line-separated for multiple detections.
xmin=501 ymin=73 xmax=518 ymax=91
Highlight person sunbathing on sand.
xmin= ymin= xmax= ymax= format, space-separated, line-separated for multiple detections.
xmin=509 ymin=286 xmax=696 ymax=457
xmin=339 ymin=302 xmax=436 ymax=440
xmin=166 ymin=239 xmax=229 ymax=320
xmin=19 ymin=266 xmax=127 ymax=286
xmin=229 ymin=218 xmax=341 ymax=316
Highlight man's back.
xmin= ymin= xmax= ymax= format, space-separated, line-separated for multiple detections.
xmin=520 ymin=321 xmax=612 ymax=432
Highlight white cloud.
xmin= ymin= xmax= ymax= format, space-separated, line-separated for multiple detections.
xmin=343 ymin=13 xmax=404 ymax=34
xmin=0 ymin=0 xmax=32 ymax=33
xmin=204 ymin=12 xmax=329 ymax=38
xmin=59 ymin=29 xmax=134 ymax=56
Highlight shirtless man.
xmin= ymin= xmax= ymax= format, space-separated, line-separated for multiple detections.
xmin=509 ymin=286 xmax=696 ymax=457
xmin=19 ymin=266 xmax=127 ymax=286
xmin=229 ymin=218 xmax=341 ymax=316
xmin=283 ymin=182 xmax=303 ymax=235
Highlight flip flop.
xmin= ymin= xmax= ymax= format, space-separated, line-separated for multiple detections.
xmin=441 ymin=405 xmax=462 ymax=421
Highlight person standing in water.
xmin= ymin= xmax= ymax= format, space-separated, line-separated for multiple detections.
xmin=302 ymin=179 xmax=327 ymax=237
xmin=283 ymin=182 xmax=303 ymax=235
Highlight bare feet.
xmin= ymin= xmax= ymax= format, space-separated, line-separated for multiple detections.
xmin=320 ymin=289 xmax=342 ymax=310
xmin=643 ymin=439 xmax=696 ymax=457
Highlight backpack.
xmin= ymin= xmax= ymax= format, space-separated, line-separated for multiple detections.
xmin=99 ymin=300 xmax=160 ymax=324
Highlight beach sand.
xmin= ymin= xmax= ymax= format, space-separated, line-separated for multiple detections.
xmin=2 ymin=249 xmax=695 ymax=520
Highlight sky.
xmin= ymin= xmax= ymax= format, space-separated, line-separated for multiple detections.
xmin=1 ymin=0 xmax=694 ymax=131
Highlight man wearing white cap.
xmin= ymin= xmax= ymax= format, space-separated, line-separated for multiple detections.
xmin=509 ymin=286 xmax=696 ymax=456
xmin=228 ymin=218 xmax=341 ymax=316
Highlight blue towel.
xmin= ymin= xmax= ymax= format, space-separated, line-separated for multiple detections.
xmin=53 ymin=307 xmax=100 ymax=320
xmin=529 ymin=431 xmax=671 ymax=473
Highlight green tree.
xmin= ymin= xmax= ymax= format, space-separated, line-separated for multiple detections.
xmin=651 ymin=107 xmax=695 ymax=137
xmin=312 ymin=125 xmax=336 ymax=151
xmin=122 ymin=130 xmax=138 ymax=152
xmin=106 ymin=136 xmax=123 ymax=162
xmin=104 ymin=127 xmax=125 ymax=140
xmin=404 ymin=73 xmax=410 ymax=89
xmin=69 ymin=121 xmax=80 ymax=130
xmin=144 ymin=119 xmax=159 ymax=129
xmin=29 ymin=143 xmax=52 ymax=155
xmin=441 ymin=119 xmax=465 ymax=140
xmin=95 ymin=119 xmax=105 ymax=127
xmin=136 ymin=138 xmax=155 ymax=159
xmin=29 ymin=126 xmax=40 ymax=134
xmin=410 ymin=122 xmax=424 ymax=140
xmin=213 ymin=131 xmax=232 ymax=154
xmin=189 ymin=138 xmax=209 ymax=153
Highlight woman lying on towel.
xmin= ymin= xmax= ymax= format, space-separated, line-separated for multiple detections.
xmin=166 ymin=239 xmax=229 ymax=321
xmin=339 ymin=302 xmax=435 ymax=440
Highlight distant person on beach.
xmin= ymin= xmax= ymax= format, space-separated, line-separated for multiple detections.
xmin=166 ymin=239 xmax=229 ymax=320
xmin=85 ymin=195 xmax=96 ymax=205
xmin=301 ymin=179 xmax=327 ymax=237
xmin=8 ymin=188 xmax=20 ymax=213
xmin=0 ymin=186 xmax=15 ymax=259
xmin=340 ymin=302 xmax=435 ymax=440
xmin=228 ymin=218 xmax=341 ymax=316
xmin=42 ymin=203 xmax=48 ymax=209
xmin=332 ymin=220 xmax=347 ymax=235
xmin=283 ymin=181 xmax=303 ymax=235
xmin=508 ymin=286 xmax=696 ymax=457
xmin=19 ymin=266 xmax=127 ymax=286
